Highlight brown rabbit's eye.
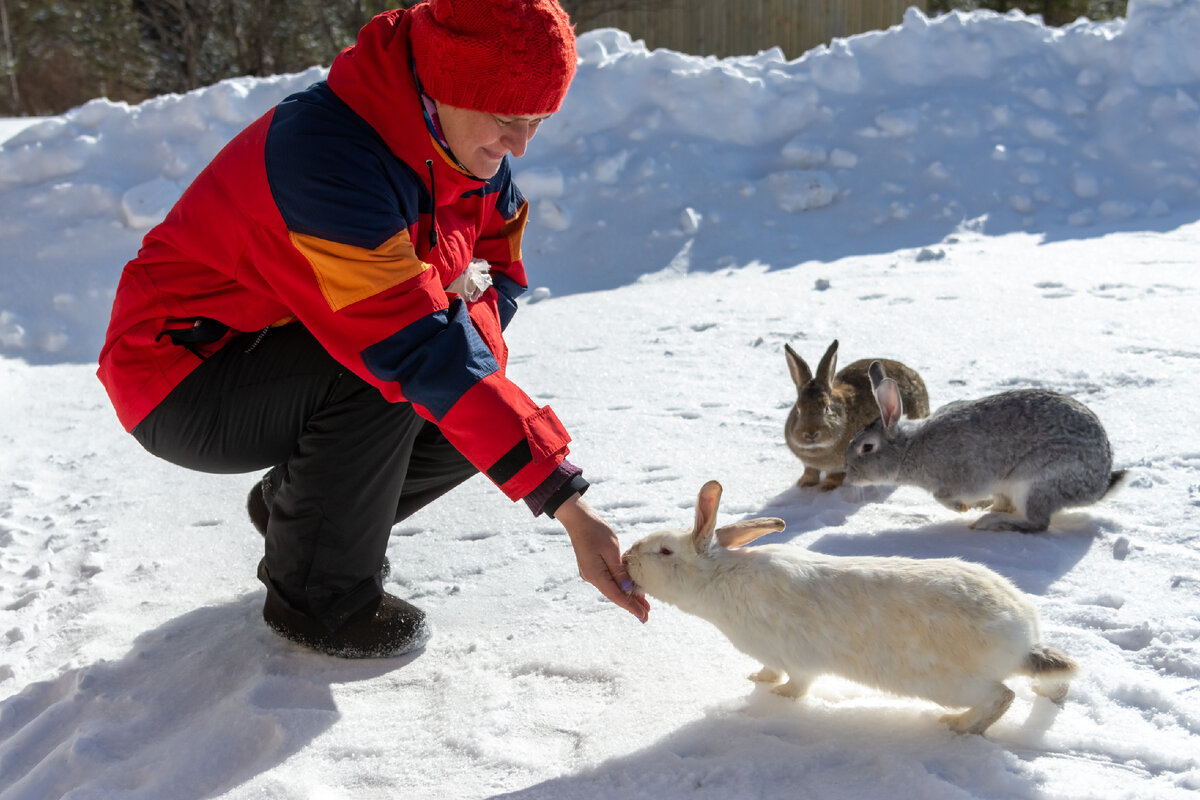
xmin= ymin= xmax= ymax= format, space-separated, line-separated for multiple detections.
xmin=659 ymin=546 xmax=674 ymax=556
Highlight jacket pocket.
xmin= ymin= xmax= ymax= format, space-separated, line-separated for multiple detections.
xmin=521 ymin=405 xmax=571 ymax=462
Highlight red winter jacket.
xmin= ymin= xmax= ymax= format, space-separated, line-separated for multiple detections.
xmin=97 ymin=9 xmax=572 ymax=503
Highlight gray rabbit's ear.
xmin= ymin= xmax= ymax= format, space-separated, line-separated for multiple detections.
xmin=784 ymin=343 xmax=812 ymax=388
xmin=692 ymin=480 xmax=723 ymax=553
xmin=715 ymin=518 xmax=786 ymax=549
xmin=873 ymin=375 xmax=904 ymax=430
xmin=815 ymin=339 xmax=839 ymax=387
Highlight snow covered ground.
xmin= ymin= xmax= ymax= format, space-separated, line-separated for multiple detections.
xmin=1 ymin=1 xmax=1199 ymax=798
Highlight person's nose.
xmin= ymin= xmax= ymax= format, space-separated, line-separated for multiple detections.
xmin=501 ymin=122 xmax=536 ymax=157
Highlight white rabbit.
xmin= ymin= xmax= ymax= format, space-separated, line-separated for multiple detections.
xmin=623 ymin=480 xmax=1078 ymax=735
xmin=845 ymin=361 xmax=1127 ymax=532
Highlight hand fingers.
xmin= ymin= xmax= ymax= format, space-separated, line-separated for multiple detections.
xmin=609 ymin=560 xmax=635 ymax=594
xmin=583 ymin=560 xmax=649 ymax=622
xmin=610 ymin=580 xmax=650 ymax=621
xmin=596 ymin=548 xmax=649 ymax=621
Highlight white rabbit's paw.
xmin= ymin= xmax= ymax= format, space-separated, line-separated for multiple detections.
xmin=939 ymin=686 xmax=1014 ymax=735
xmin=770 ymin=678 xmax=810 ymax=699
xmin=940 ymin=709 xmax=983 ymax=734
xmin=749 ymin=667 xmax=783 ymax=684
xmin=1032 ymin=677 xmax=1070 ymax=704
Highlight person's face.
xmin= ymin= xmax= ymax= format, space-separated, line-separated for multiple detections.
xmin=434 ymin=102 xmax=551 ymax=178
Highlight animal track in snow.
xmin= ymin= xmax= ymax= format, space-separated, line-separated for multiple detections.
xmin=1035 ymin=280 xmax=1073 ymax=298
xmin=1117 ymin=344 xmax=1200 ymax=361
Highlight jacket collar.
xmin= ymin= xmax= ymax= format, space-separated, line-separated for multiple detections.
xmin=325 ymin=9 xmax=489 ymax=203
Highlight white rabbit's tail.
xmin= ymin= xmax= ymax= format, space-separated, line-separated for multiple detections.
xmin=1027 ymin=644 xmax=1078 ymax=703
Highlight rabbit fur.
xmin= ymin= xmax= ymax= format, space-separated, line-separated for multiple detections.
xmin=845 ymin=361 xmax=1127 ymax=532
xmin=785 ymin=340 xmax=929 ymax=491
xmin=622 ymin=481 xmax=1078 ymax=735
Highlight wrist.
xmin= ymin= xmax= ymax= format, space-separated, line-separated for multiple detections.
xmin=544 ymin=474 xmax=589 ymax=518
xmin=553 ymin=492 xmax=586 ymax=525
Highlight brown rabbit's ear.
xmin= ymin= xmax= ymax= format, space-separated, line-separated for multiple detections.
xmin=691 ymin=480 xmax=723 ymax=553
xmin=815 ymin=339 xmax=839 ymax=387
xmin=784 ymin=344 xmax=812 ymax=389
xmin=715 ymin=518 xmax=786 ymax=549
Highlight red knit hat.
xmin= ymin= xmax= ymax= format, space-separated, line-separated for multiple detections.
xmin=410 ymin=0 xmax=577 ymax=115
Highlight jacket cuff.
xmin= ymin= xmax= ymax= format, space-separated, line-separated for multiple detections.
xmin=523 ymin=460 xmax=588 ymax=517
xmin=544 ymin=474 xmax=590 ymax=519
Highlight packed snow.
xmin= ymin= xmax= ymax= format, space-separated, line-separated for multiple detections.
xmin=2 ymin=1 xmax=1199 ymax=798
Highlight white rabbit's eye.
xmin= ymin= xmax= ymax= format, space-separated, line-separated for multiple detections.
xmin=659 ymin=546 xmax=674 ymax=556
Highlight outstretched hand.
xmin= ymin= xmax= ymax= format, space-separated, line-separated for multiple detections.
xmin=554 ymin=493 xmax=650 ymax=623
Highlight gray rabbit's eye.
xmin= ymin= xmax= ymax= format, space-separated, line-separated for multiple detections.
xmin=861 ymin=442 xmax=875 ymax=454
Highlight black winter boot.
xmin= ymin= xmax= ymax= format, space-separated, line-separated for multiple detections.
xmin=262 ymin=590 xmax=430 ymax=658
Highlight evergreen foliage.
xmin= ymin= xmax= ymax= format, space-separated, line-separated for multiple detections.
xmin=0 ymin=0 xmax=400 ymax=115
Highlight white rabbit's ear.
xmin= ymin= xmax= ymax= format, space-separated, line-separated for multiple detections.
xmin=715 ymin=517 xmax=786 ymax=549
xmin=873 ymin=375 xmax=905 ymax=430
xmin=691 ymin=480 xmax=723 ymax=553
xmin=784 ymin=343 xmax=812 ymax=389
xmin=815 ymin=339 xmax=839 ymax=388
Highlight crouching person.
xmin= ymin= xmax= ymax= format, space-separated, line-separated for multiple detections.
xmin=97 ymin=0 xmax=650 ymax=657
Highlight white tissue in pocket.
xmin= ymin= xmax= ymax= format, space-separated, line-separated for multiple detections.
xmin=447 ymin=258 xmax=494 ymax=302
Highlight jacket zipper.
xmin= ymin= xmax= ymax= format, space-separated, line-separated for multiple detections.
xmin=425 ymin=159 xmax=438 ymax=250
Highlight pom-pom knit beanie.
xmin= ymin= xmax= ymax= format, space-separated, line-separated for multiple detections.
xmin=410 ymin=0 xmax=577 ymax=115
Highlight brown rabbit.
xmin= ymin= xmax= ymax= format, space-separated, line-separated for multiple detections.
xmin=785 ymin=340 xmax=929 ymax=491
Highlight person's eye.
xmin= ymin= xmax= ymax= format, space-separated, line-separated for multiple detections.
xmin=494 ymin=116 xmax=514 ymax=127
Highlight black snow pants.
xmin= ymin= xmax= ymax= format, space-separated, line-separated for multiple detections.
xmin=132 ymin=323 xmax=478 ymax=629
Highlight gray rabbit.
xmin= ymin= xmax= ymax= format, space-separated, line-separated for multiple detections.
xmin=844 ymin=361 xmax=1126 ymax=532
xmin=785 ymin=340 xmax=929 ymax=491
